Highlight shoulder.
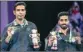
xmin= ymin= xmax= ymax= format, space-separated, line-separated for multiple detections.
xmin=27 ymin=21 xmax=37 ymax=29
xmin=1 ymin=22 xmax=14 ymax=36
xmin=3 ymin=22 xmax=14 ymax=30
xmin=51 ymin=24 xmax=58 ymax=32
xmin=28 ymin=21 xmax=36 ymax=26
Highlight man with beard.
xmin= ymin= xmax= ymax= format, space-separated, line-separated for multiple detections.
xmin=1 ymin=2 xmax=41 ymax=51
xmin=45 ymin=11 xmax=81 ymax=51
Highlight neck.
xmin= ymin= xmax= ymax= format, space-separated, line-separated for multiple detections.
xmin=59 ymin=27 xmax=68 ymax=35
xmin=15 ymin=18 xmax=24 ymax=25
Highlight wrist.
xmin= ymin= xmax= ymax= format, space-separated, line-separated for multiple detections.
xmin=5 ymin=35 xmax=12 ymax=43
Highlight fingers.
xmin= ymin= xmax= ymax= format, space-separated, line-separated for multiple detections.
xmin=48 ymin=37 xmax=54 ymax=46
xmin=7 ymin=27 xmax=15 ymax=36
xmin=75 ymin=36 xmax=81 ymax=44
xmin=5 ymin=27 xmax=14 ymax=43
xmin=7 ymin=27 xmax=12 ymax=35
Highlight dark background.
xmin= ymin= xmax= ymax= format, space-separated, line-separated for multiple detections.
xmin=16 ymin=1 xmax=83 ymax=51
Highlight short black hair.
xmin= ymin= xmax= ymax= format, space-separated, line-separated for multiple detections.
xmin=57 ymin=11 xmax=69 ymax=21
xmin=14 ymin=2 xmax=26 ymax=10
xmin=58 ymin=11 xmax=69 ymax=18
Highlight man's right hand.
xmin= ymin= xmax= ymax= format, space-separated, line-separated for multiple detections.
xmin=5 ymin=27 xmax=13 ymax=43
xmin=48 ymin=36 xmax=54 ymax=46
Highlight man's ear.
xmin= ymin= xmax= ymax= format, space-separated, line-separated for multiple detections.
xmin=13 ymin=10 xmax=15 ymax=15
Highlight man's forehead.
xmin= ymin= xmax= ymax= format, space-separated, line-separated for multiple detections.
xmin=16 ymin=5 xmax=25 ymax=9
xmin=60 ymin=16 xmax=68 ymax=19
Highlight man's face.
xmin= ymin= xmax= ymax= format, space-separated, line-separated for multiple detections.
xmin=58 ymin=15 xmax=69 ymax=29
xmin=13 ymin=5 xmax=26 ymax=20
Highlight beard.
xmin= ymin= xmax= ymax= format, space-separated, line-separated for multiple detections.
xmin=59 ymin=24 xmax=68 ymax=30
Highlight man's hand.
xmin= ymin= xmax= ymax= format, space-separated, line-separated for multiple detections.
xmin=5 ymin=27 xmax=13 ymax=43
xmin=48 ymin=36 xmax=55 ymax=46
xmin=33 ymin=44 xmax=40 ymax=48
xmin=75 ymin=36 xmax=81 ymax=44
xmin=32 ymin=38 xmax=40 ymax=48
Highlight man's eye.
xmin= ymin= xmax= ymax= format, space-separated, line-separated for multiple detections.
xmin=60 ymin=19 xmax=63 ymax=21
xmin=65 ymin=19 xmax=68 ymax=21
xmin=22 ymin=9 xmax=25 ymax=11
xmin=17 ymin=9 xmax=20 ymax=11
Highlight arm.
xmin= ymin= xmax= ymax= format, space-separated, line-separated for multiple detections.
xmin=75 ymin=32 xmax=81 ymax=44
xmin=45 ymin=31 xmax=58 ymax=51
xmin=29 ymin=22 xmax=41 ymax=51
xmin=1 ymin=26 xmax=16 ymax=51
xmin=1 ymin=26 xmax=10 ymax=51
xmin=45 ymin=25 xmax=58 ymax=51
xmin=74 ymin=31 xmax=81 ymax=51
xmin=45 ymin=35 xmax=53 ymax=51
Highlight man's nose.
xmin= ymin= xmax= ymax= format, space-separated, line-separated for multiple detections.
xmin=62 ymin=21 xmax=66 ymax=24
xmin=19 ymin=10 xmax=23 ymax=14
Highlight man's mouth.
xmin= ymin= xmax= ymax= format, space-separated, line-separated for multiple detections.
xmin=62 ymin=24 xmax=66 ymax=26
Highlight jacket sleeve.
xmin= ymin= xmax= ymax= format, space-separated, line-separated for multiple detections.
xmin=44 ymin=25 xmax=57 ymax=51
xmin=1 ymin=26 xmax=10 ymax=51
xmin=45 ymin=37 xmax=52 ymax=51
xmin=1 ymin=25 xmax=17 ymax=51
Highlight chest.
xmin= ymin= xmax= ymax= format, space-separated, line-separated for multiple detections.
xmin=56 ymin=31 xmax=76 ymax=43
xmin=13 ymin=25 xmax=33 ymax=43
